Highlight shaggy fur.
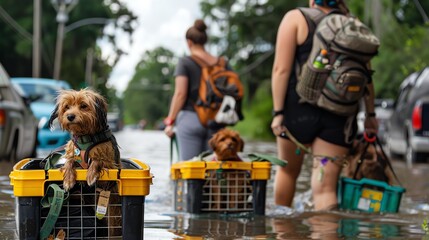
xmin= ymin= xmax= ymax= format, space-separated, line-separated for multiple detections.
xmin=345 ymin=140 xmax=394 ymax=185
xmin=48 ymin=88 xmax=120 ymax=190
xmin=48 ymin=88 xmax=121 ymax=237
xmin=208 ymin=128 xmax=244 ymax=161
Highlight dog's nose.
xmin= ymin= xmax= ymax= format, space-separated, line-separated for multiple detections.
xmin=67 ymin=114 xmax=75 ymax=122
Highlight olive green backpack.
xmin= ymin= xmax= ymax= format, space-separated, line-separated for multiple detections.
xmin=296 ymin=8 xmax=380 ymax=116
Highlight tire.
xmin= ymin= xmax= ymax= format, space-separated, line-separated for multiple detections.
xmin=385 ymin=135 xmax=402 ymax=159
xmin=8 ymin=135 xmax=18 ymax=163
xmin=405 ymin=142 xmax=427 ymax=168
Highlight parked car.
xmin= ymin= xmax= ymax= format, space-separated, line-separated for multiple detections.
xmin=11 ymin=78 xmax=72 ymax=150
xmin=0 ymin=64 xmax=38 ymax=162
xmin=107 ymin=112 xmax=123 ymax=132
xmin=385 ymin=67 xmax=429 ymax=167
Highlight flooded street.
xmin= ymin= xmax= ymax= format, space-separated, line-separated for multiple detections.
xmin=1 ymin=128 xmax=429 ymax=239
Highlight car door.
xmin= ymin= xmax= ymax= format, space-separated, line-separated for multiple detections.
xmin=388 ymin=81 xmax=413 ymax=153
xmin=11 ymin=85 xmax=37 ymax=158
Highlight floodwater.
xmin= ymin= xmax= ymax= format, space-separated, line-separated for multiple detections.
xmin=1 ymin=128 xmax=429 ymax=239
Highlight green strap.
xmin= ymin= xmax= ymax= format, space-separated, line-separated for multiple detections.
xmin=248 ymin=153 xmax=288 ymax=167
xmin=39 ymin=183 xmax=66 ymax=240
xmin=43 ymin=152 xmax=64 ymax=170
xmin=170 ymin=135 xmax=179 ymax=165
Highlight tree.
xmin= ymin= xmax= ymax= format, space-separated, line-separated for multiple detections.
xmin=122 ymin=47 xmax=175 ymax=127
xmin=0 ymin=0 xmax=137 ymax=92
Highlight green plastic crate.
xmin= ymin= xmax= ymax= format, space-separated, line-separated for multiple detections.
xmin=337 ymin=177 xmax=406 ymax=213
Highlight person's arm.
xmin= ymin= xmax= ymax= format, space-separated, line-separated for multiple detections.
xmin=363 ymin=82 xmax=379 ymax=134
xmin=164 ymin=75 xmax=188 ymax=137
xmin=271 ymin=10 xmax=301 ymax=135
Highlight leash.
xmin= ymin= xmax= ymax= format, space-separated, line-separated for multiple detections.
xmin=39 ymin=183 xmax=68 ymax=240
xmin=170 ymin=135 xmax=179 ymax=166
xmin=248 ymin=153 xmax=288 ymax=167
xmin=353 ymin=132 xmax=403 ymax=186
xmin=280 ymin=127 xmax=346 ymax=163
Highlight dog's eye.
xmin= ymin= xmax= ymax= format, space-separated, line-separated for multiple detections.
xmin=80 ymin=104 xmax=88 ymax=109
xmin=65 ymin=105 xmax=69 ymax=110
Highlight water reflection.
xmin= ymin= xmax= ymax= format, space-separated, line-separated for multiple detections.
xmin=170 ymin=213 xmax=267 ymax=239
xmin=1 ymin=129 xmax=429 ymax=239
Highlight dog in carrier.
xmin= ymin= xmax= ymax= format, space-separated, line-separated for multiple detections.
xmin=48 ymin=88 xmax=121 ymax=237
xmin=207 ymin=128 xmax=248 ymax=210
xmin=345 ymin=133 xmax=395 ymax=185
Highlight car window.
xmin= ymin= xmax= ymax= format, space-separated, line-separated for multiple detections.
xmin=0 ymin=87 xmax=15 ymax=101
xmin=415 ymin=68 xmax=429 ymax=87
xmin=0 ymin=64 xmax=10 ymax=86
xmin=396 ymin=86 xmax=411 ymax=110
xmin=18 ymin=83 xmax=61 ymax=103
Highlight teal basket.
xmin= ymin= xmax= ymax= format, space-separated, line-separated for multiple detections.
xmin=337 ymin=177 xmax=406 ymax=213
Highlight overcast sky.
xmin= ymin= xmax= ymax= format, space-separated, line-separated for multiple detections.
xmin=99 ymin=0 xmax=202 ymax=94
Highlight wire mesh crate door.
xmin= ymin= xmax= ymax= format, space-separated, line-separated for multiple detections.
xmin=202 ymin=169 xmax=253 ymax=212
xmin=40 ymin=181 xmax=122 ymax=239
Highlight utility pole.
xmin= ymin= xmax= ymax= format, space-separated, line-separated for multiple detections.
xmin=85 ymin=48 xmax=94 ymax=87
xmin=52 ymin=0 xmax=78 ymax=80
xmin=33 ymin=0 xmax=41 ymax=78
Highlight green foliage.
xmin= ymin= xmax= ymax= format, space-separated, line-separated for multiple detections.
xmin=423 ymin=218 xmax=429 ymax=235
xmin=0 ymin=0 xmax=136 ymax=97
xmin=122 ymin=47 xmax=175 ymax=126
xmin=234 ymin=80 xmax=274 ymax=141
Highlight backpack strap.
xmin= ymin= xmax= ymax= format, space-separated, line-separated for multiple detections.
xmin=294 ymin=8 xmax=326 ymax=78
xmin=190 ymin=54 xmax=225 ymax=68
xmin=298 ymin=8 xmax=326 ymax=34
xmin=294 ymin=7 xmax=341 ymax=77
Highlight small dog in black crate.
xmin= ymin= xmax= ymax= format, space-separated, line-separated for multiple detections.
xmin=48 ymin=88 xmax=122 ymax=237
xmin=345 ymin=134 xmax=395 ymax=185
xmin=208 ymin=128 xmax=247 ymax=210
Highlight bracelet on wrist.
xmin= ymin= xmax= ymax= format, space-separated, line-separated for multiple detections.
xmin=366 ymin=112 xmax=376 ymax=117
xmin=163 ymin=117 xmax=175 ymax=126
xmin=272 ymin=109 xmax=284 ymax=117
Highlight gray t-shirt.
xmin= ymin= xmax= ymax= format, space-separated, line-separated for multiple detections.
xmin=174 ymin=56 xmax=201 ymax=111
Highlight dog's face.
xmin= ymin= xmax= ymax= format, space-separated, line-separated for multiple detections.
xmin=49 ymin=89 xmax=108 ymax=136
xmin=209 ymin=129 xmax=244 ymax=161
xmin=347 ymin=142 xmax=393 ymax=185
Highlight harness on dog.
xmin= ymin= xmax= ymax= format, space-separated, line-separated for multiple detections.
xmin=353 ymin=132 xmax=402 ymax=186
xmin=72 ymin=128 xmax=121 ymax=168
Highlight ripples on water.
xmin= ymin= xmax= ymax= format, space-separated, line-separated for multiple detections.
xmin=0 ymin=129 xmax=429 ymax=239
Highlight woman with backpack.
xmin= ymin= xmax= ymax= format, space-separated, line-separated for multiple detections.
xmin=164 ymin=19 xmax=224 ymax=161
xmin=270 ymin=0 xmax=379 ymax=210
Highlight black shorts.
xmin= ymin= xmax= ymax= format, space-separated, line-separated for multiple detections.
xmin=281 ymin=85 xmax=357 ymax=148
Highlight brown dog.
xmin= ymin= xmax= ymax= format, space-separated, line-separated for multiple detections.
xmin=48 ymin=88 xmax=121 ymax=236
xmin=208 ymin=128 xmax=244 ymax=161
xmin=208 ymin=128 xmax=246 ymax=210
xmin=345 ymin=140 xmax=394 ymax=185
xmin=48 ymin=88 xmax=121 ymax=191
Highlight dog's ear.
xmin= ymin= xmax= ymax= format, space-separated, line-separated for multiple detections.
xmin=237 ymin=136 xmax=244 ymax=152
xmin=94 ymin=96 xmax=108 ymax=128
xmin=208 ymin=133 xmax=218 ymax=151
xmin=48 ymin=104 xmax=59 ymax=130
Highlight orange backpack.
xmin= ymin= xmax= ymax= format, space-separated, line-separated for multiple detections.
xmin=191 ymin=55 xmax=244 ymax=129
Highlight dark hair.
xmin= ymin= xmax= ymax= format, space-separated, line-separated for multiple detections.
xmin=315 ymin=0 xmax=350 ymax=16
xmin=185 ymin=19 xmax=208 ymax=45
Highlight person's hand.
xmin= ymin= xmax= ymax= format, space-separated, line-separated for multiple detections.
xmin=164 ymin=125 xmax=175 ymax=138
xmin=364 ymin=116 xmax=378 ymax=135
xmin=271 ymin=115 xmax=286 ymax=137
